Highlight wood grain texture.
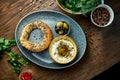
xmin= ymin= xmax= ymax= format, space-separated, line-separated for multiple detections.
xmin=0 ymin=0 xmax=120 ymax=80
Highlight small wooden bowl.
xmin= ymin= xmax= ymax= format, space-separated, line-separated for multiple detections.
xmin=56 ymin=0 xmax=81 ymax=15
xmin=49 ymin=36 xmax=77 ymax=64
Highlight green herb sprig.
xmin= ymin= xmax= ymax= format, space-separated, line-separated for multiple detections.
xmin=59 ymin=0 xmax=101 ymax=15
xmin=0 ymin=38 xmax=29 ymax=74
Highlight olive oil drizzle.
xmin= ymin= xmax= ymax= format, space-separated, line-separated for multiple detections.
xmin=57 ymin=42 xmax=71 ymax=57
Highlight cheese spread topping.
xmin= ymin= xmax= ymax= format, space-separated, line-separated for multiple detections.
xmin=51 ymin=39 xmax=75 ymax=62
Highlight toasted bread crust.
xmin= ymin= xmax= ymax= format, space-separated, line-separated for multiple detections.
xmin=20 ymin=20 xmax=52 ymax=52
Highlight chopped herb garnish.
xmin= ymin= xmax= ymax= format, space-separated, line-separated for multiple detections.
xmin=59 ymin=0 xmax=101 ymax=15
xmin=0 ymin=38 xmax=29 ymax=74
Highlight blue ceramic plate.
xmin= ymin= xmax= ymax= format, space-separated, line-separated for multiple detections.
xmin=15 ymin=10 xmax=86 ymax=69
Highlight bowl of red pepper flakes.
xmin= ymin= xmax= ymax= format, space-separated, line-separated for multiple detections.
xmin=19 ymin=71 xmax=33 ymax=80
xmin=91 ymin=4 xmax=114 ymax=27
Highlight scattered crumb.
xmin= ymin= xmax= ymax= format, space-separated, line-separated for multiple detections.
xmin=19 ymin=8 xmax=22 ymax=11
xmin=32 ymin=0 xmax=36 ymax=4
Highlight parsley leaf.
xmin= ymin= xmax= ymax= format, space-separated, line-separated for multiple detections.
xmin=0 ymin=38 xmax=29 ymax=74
xmin=59 ymin=0 xmax=101 ymax=15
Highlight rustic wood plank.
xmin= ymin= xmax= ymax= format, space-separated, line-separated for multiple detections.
xmin=0 ymin=0 xmax=120 ymax=80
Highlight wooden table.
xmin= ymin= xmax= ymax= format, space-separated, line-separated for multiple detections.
xmin=0 ymin=0 xmax=120 ymax=80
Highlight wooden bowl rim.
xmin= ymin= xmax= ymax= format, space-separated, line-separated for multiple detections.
xmin=49 ymin=36 xmax=78 ymax=64
xmin=56 ymin=0 xmax=82 ymax=15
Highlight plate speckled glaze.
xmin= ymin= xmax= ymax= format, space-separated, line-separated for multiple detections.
xmin=15 ymin=10 xmax=86 ymax=69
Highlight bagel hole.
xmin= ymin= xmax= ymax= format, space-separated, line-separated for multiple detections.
xmin=28 ymin=29 xmax=43 ymax=44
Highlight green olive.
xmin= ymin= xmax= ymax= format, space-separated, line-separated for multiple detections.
xmin=63 ymin=23 xmax=69 ymax=29
xmin=55 ymin=21 xmax=70 ymax=35
xmin=58 ymin=30 xmax=64 ymax=35
xmin=56 ymin=22 xmax=63 ymax=28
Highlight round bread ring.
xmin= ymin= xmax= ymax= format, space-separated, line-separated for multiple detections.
xmin=20 ymin=20 xmax=52 ymax=52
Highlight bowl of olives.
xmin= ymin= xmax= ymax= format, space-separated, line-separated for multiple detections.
xmin=55 ymin=21 xmax=70 ymax=35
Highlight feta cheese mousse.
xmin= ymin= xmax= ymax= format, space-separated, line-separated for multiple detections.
xmin=49 ymin=36 xmax=77 ymax=64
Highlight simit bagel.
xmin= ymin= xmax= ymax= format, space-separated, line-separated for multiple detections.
xmin=20 ymin=20 xmax=52 ymax=52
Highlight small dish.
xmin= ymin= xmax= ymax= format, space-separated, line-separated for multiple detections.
xmin=56 ymin=0 xmax=101 ymax=15
xmin=15 ymin=10 xmax=86 ymax=69
xmin=91 ymin=4 xmax=114 ymax=27
xmin=49 ymin=36 xmax=77 ymax=64
xmin=55 ymin=21 xmax=70 ymax=35
xmin=56 ymin=0 xmax=81 ymax=14
xmin=19 ymin=71 xmax=33 ymax=80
